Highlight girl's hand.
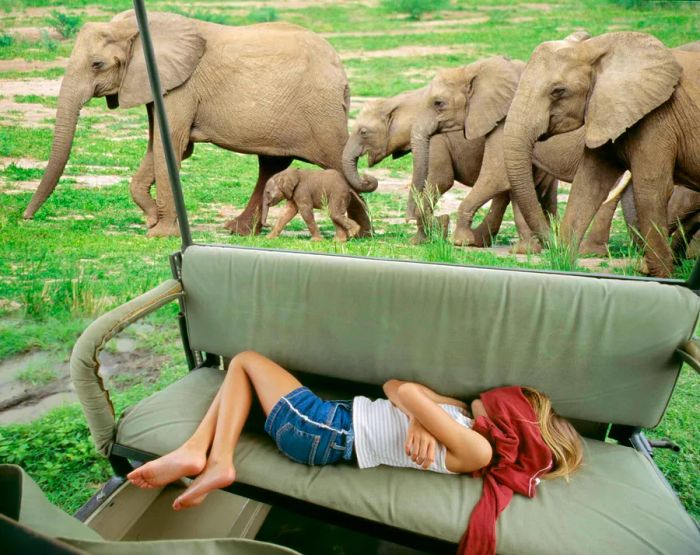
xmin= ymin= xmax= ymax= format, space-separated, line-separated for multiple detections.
xmin=405 ymin=417 xmax=437 ymax=469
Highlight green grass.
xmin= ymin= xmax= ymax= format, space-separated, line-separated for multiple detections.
xmin=0 ymin=0 xmax=697 ymax=523
xmin=16 ymin=362 xmax=58 ymax=387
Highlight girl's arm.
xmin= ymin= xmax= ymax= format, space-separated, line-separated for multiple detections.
xmin=384 ymin=379 xmax=468 ymax=414
xmin=396 ymin=382 xmax=492 ymax=474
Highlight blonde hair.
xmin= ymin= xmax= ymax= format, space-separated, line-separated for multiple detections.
xmin=521 ymin=387 xmax=584 ymax=481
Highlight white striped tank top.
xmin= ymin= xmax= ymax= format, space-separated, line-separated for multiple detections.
xmin=352 ymin=396 xmax=474 ymax=474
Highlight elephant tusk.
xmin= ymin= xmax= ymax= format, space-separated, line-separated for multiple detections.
xmin=603 ymin=170 xmax=631 ymax=204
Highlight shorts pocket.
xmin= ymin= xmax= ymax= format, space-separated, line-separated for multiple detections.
xmin=275 ymin=422 xmax=321 ymax=465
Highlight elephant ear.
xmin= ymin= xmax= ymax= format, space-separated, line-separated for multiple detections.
xmin=279 ymin=170 xmax=300 ymax=198
xmin=113 ymin=11 xmax=206 ymax=109
xmin=464 ymin=56 xmax=523 ymax=140
xmin=584 ymin=32 xmax=682 ymax=149
xmin=564 ymin=30 xmax=591 ymax=42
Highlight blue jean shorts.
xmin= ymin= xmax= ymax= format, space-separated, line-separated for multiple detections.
xmin=264 ymin=387 xmax=354 ymax=466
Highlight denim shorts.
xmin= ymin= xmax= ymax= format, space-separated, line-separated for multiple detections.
xmin=264 ymin=387 xmax=354 ymax=466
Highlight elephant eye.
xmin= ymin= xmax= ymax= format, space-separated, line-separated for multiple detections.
xmin=360 ymin=128 xmax=368 ymax=136
xmin=551 ymin=85 xmax=567 ymax=99
xmin=91 ymin=60 xmax=105 ymax=71
xmin=433 ymin=99 xmax=446 ymax=110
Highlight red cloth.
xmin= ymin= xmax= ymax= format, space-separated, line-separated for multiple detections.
xmin=458 ymin=386 xmax=553 ymax=555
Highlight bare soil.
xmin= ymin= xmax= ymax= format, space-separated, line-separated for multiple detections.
xmin=0 ymin=336 xmax=166 ymax=425
xmin=8 ymin=27 xmax=62 ymax=41
xmin=0 ymin=58 xmax=68 ymax=73
xmin=0 ymin=77 xmax=62 ymax=97
xmin=340 ymin=45 xmax=468 ymax=61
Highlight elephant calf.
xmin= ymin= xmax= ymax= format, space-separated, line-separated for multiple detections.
xmin=262 ymin=168 xmax=363 ymax=242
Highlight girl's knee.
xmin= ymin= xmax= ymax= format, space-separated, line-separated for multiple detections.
xmin=229 ymin=350 xmax=260 ymax=368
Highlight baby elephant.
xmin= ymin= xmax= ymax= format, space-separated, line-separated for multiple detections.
xmin=261 ymin=168 xmax=364 ymax=241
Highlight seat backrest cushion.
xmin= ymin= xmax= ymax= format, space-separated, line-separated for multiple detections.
xmin=182 ymin=246 xmax=700 ymax=428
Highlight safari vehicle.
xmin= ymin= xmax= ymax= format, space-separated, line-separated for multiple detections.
xmin=3 ymin=2 xmax=700 ymax=554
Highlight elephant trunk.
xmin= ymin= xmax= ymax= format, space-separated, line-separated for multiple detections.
xmin=23 ymin=74 xmax=93 ymax=219
xmin=503 ymin=108 xmax=551 ymax=239
xmin=342 ymin=135 xmax=379 ymax=193
xmin=261 ymin=197 xmax=270 ymax=227
xmin=409 ymin=117 xmax=438 ymax=217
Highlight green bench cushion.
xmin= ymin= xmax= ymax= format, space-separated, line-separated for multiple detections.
xmin=181 ymin=246 xmax=700 ymax=428
xmin=116 ymin=368 xmax=700 ymax=555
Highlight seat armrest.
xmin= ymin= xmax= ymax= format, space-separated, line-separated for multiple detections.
xmin=70 ymin=280 xmax=183 ymax=456
xmin=676 ymin=338 xmax=700 ymax=374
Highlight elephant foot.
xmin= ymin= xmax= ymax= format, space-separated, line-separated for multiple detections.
xmin=147 ymin=220 xmax=180 ymax=238
xmin=311 ymin=235 xmax=323 ymax=242
xmin=453 ymin=226 xmax=477 ymax=247
xmin=409 ymin=230 xmax=428 ymax=245
xmin=511 ymin=239 xmax=542 ymax=255
xmin=334 ymin=234 xmax=348 ymax=243
xmin=145 ymin=209 xmax=159 ymax=229
xmin=224 ymin=215 xmax=262 ymax=236
xmin=579 ymin=240 xmax=609 ymax=257
xmin=354 ymin=227 xmax=372 ymax=239
xmin=347 ymin=222 xmax=361 ymax=239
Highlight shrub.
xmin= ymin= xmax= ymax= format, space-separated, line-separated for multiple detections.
xmin=381 ymin=0 xmax=451 ymax=21
xmin=247 ymin=7 xmax=279 ymax=23
xmin=47 ymin=10 xmax=83 ymax=39
xmin=0 ymin=33 xmax=14 ymax=47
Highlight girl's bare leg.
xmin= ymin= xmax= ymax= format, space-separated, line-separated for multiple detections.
xmin=127 ymin=388 xmax=222 ymax=489
xmin=173 ymin=351 xmax=301 ymax=510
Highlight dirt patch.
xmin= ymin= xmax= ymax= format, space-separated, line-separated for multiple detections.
xmin=5 ymin=6 xmax=112 ymax=19
xmin=0 ymin=77 xmax=62 ymax=97
xmin=340 ymin=45 xmax=467 ymax=61
xmin=323 ymin=25 xmax=487 ymax=38
xmin=0 ymin=100 xmax=56 ymax=128
xmin=190 ymin=0 xmax=377 ymax=8
xmin=0 ymin=158 xmax=45 ymax=170
xmin=0 ymin=342 xmax=167 ymax=425
xmin=406 ymin=16 xmax=490 ymax=28
xmin=1 ymin=174 xmax=124 ymax=195
xmin=0 ymin=58 xmax=68 ymax=73
xmin=8 ymin=27 xmax=63 ymax=41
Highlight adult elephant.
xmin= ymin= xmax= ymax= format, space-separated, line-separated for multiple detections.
xmin=410 ymin=55 xmax=616 ymax=252
xmin=342 ymin=88 xmax=510 ymax=246
xmin=22 ymin=11 xmax=373 ymax=237
xmin=503 ymin=32 xmax=700 ymax=277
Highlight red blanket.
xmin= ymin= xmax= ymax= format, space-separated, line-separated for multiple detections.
xmin=458 ymin=386 xmax=553 ymax=555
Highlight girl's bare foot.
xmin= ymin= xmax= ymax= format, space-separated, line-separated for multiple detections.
xmin=127 ymin=445 xmax=207 ymax=489
xmin=172 ymin=461 xmax=236 ymax=511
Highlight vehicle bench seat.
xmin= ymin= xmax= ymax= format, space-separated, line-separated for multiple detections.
xmin=71 ymin=245 xmax=700 ymax=554
xmin=115 ymin=367 xmax=698 ymax=555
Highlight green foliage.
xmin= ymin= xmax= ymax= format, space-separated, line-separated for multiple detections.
xmin=381 ymin=0 xmax=450 ymax=21
xmin=39 ymin=29 xmax=58 ymax=52
xmin=0 ymin=405 xmax=112 ymax=512
xmin=1 ymin=162 xmax=43 ymax=181
xmin=16 ymin=364 xmax=58 ymax=387
xmin=0 ymin=32 xmax=13 ymax=47
xmin=47 ymin=10 xmax=83 ymax=39
xmin=247 ymin=7 xmax=279 ymax=23
xmin=163 ymin=7 xmax=232 ymax=25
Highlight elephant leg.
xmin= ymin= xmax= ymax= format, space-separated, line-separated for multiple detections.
xmin=298 ymin=204 xmax=323 ymax=241
xmin=471 ymin=192 xmax=509 ymax=248
xmin=129 ymin=149 xmax=157 ymax=228
xmin=147 ymin=97 xmax=196 ymax=237
xmin=347 ymin=194 xmax=372 ymax=238
xmin=225 ymin=155 xmax=293 ymax=236
xmin=331 ymin=211 xmax=361 ymax=240
xmin=130 ymin=104 xmax=157 ymax=228
xmin=630 ymin=163 xmax=675 ymax=277
xmin=619 ymin=182 xmax=646 ymax=251
xmin=453 ymin=185 xmax=503 ymax=247
xmin=410 ymin=181 xmax=444 ymax=244
xmin=512 ymin=200 xmax=542 ymax=254
xmin=559 ymin=152 xmax=621 ymax=253
xmin=580 ymin=197 xmax=619 ymax=256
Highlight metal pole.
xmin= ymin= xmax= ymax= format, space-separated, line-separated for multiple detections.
xmin=132 ymin=0 xmax=192 ymax=250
